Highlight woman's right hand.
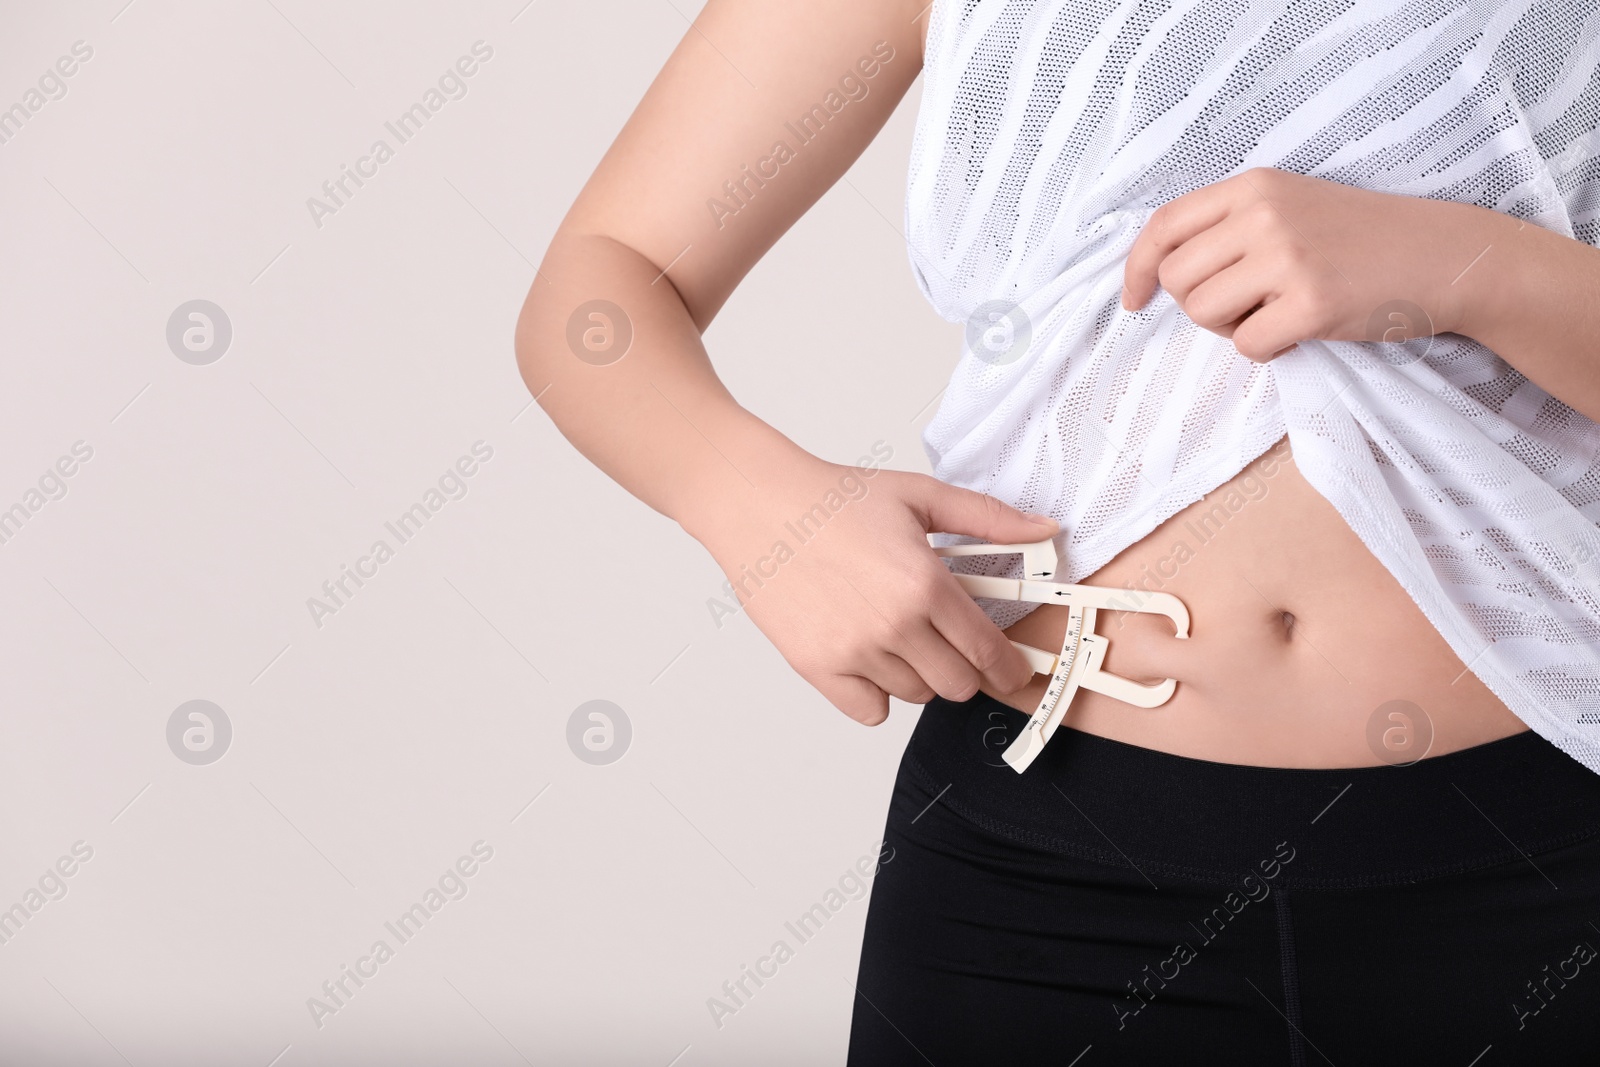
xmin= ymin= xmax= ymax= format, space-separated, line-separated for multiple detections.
xmin=685 ymin=456 xmax=1061 ymax=725
xmin=510 ymin=0 xmax=1023 ymax=728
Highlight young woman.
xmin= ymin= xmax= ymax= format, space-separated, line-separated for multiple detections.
xmin=517 ymin=1 xmax=1600 ymax=1061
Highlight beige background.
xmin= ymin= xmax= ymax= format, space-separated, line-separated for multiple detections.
xmin=0 ymin=1 xmax=963 ymax=1064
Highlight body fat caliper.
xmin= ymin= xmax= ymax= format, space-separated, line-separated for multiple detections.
xmin=929 ymin=537 xmax=1190 ymax=773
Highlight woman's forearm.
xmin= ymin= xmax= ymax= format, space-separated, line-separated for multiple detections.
xmin=515 ymin=229 xmax=820 ymax=537
xmin=1452 ymin=206 xmax=1600 ymax=423
xmin=1118 ymin=168 xmax=1600 ymax=425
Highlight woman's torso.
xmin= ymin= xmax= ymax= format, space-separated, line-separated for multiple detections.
xmin=982 ymin=434 xmax=1530 ymax=766
xmin=906 ymin=2 xmax=1600 ymax=766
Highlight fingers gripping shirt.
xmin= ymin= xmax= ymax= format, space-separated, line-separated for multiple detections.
xmin=908 ymin=0 xmax=1600 ymax=768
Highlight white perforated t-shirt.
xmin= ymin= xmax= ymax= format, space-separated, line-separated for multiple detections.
xmin=908 ymin=0 xmax=1600 ymax=769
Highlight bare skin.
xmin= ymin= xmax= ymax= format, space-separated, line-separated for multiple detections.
xmin=516 ymin=1 xmax=1599 ymax=767
xmin=988 ymin=438 xmax=1528 ymax=766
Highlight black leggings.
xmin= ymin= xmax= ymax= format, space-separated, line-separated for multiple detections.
xmin=848 ymin=692 xmax=1600 ymax=1065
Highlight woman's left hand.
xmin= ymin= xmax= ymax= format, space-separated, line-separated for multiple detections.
xmin=1121 ymin=166 xmax=1496 ymax=362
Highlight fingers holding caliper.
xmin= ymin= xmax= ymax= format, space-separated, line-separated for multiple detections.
xmin=929 ymin=536 xmax=1191 ymax=773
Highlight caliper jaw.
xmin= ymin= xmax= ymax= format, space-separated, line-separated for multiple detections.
xmin=930 ymin=536 xmax=1189 ymax=773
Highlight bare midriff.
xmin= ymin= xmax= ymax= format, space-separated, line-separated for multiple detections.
xmin=980 ymin=436 xmax=1530 ymax=767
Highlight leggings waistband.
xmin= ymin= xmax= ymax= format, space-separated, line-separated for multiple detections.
xmin=904 ymin=693 xmax=1600 ymax=889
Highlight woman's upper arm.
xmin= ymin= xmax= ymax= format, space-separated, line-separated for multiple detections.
xmin=558 ymin=0 xmax=929 ymax=330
